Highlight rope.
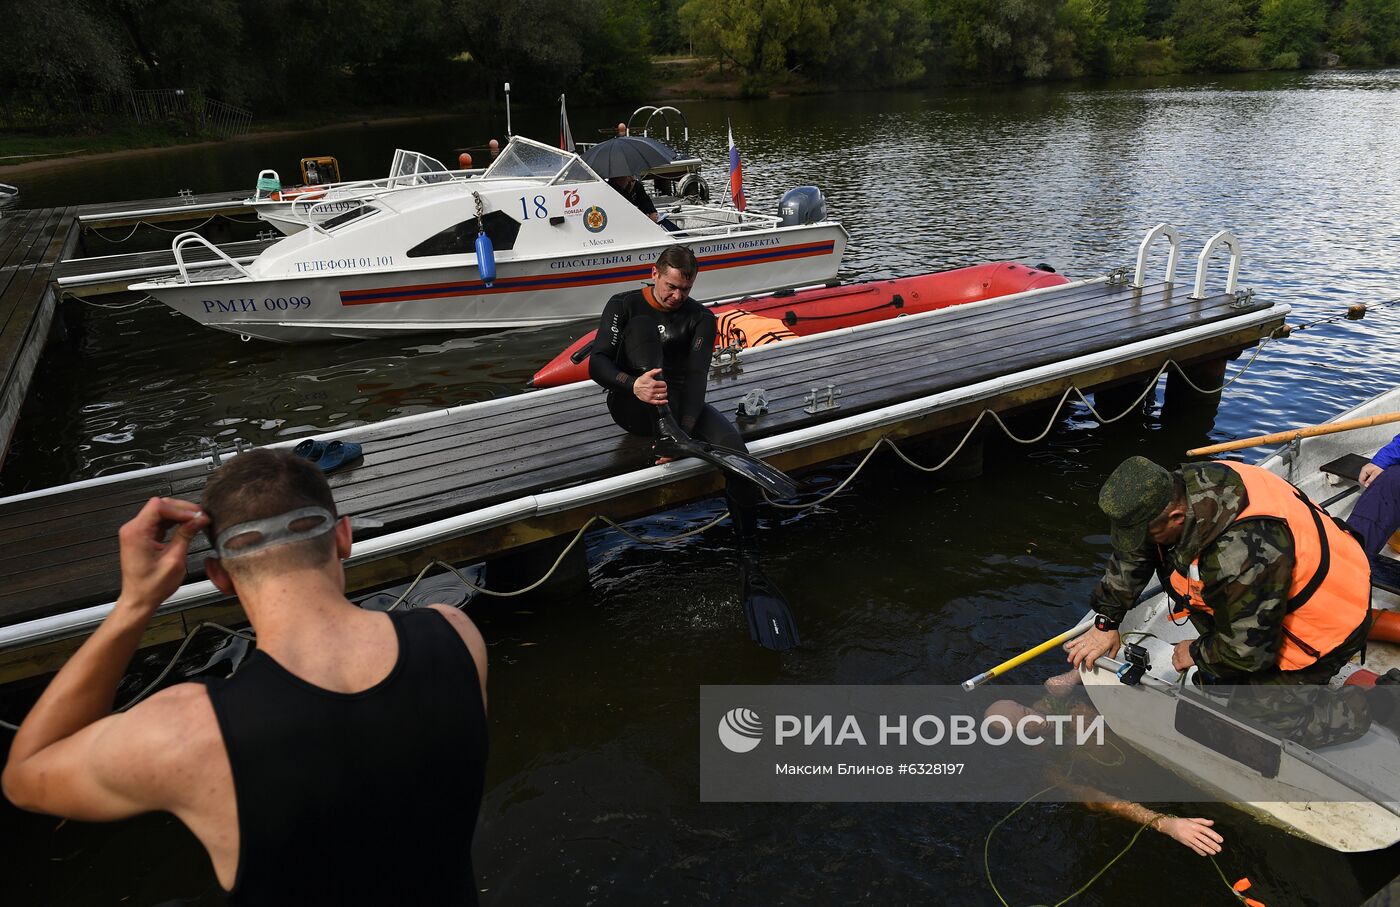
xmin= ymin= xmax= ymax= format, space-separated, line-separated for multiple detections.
xmin=983 ymin=738 xmax=1255 ymax=906
xmin=84 ymin=212 xmax=265 ymax=243
xmin=78 ymin=297 xmax=150 ymax=310
xmin=764 ymin=339 xmax=1274 ymax=511
xmin=1286 ymin=292 xmax=1400 ymax=333
xmin=384 ymin=510 xmax=733 ymax=608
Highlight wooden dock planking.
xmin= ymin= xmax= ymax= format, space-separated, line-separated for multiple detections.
xmin=0 ymin=206 xmax=80 ymax=473
xmin=0 ymin=279 xmax=1280 ymax=637
xmin=19 ymin=271 xmax=1239 ymax=612
xmin=0 ymin=320 xmax=1282 ymax=683
xmin=74 ymin=190 xmax=253 ymax=229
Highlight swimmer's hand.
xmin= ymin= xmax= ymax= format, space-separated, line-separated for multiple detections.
xmin=118 ymin=497 xmax=208 ymax=614
xmin=1156 ymin=817 xmax=1223 ymax=856
xmin=633 ymin=368 xmax=668 ymax=405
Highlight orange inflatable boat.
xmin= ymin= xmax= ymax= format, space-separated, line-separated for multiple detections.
xmin=529 ymin=261 xmax=1070 ymax=388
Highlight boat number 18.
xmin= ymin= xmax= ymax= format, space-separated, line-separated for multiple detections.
xmin=519 ymin=195 xmax=548 ymax=219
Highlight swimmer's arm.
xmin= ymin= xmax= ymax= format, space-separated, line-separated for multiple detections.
xmin=4 ymin=496 xmax=209 ymax=819
xmin=4 ymin=659 xmax=209 ymax=822
xmin=1049 ymin=767 xmax=1222 ymax=855
xmin=588 ymin=295 xmax=636 ymax=393
xmin=428 ymin=605 xmax=489 ymax=713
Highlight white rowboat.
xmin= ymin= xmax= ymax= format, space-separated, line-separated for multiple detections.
xmin=1081 ymin=387 xmax=1400 ymax=852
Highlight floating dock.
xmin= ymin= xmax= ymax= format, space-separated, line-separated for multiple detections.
xmin=0 ymin=191 xmax=259 ymax=463
xmin=0 ymin=206 xmax=82 ymax=473
xmin=0 ymin=266 xmax=1286 ymax=683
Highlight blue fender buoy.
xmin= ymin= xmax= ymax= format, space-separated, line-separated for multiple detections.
xmin=475 ymin=231 xmax=496 ymax=287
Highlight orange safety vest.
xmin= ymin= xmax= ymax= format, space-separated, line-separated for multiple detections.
xmin=1165 ymin=461 xmax=1370 ymax=671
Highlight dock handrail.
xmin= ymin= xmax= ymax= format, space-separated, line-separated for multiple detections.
xmin=1133 ymin=223 xmax=1181 ymax=288
xmin=628 ymin=105 xmax=689 ymax=143
xmin=1190 ymin=230 xmax=1241 ymax=300
xmin=171 ymin=232 xmax=254 ymax=283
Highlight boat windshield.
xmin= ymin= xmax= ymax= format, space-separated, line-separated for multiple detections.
xmin=483 ymin=139 xmax=591 ymax=183
xmin=387 ymin=150 xmax=453 ymax=187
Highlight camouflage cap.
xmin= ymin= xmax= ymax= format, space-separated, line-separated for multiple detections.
xmin=1098 ymin=456 xmax=1175 ymax=553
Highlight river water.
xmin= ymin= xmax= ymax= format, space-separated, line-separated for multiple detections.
xmin=3 ymin=71 xmax=1400 ymax=904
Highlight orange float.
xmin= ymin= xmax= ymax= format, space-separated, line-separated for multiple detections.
xmin=529 ymin=261 xmax=1069 ymax=388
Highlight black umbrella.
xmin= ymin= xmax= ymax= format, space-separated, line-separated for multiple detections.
xmin=581 ymin=136 xmax=678 ymax=179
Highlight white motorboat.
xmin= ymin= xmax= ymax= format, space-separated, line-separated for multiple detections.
xmin=131 ymin=136 xmax=847 ymax=342
xmin=1081 ymin=387 xmax=1400 ymax=852
xmin=245 ymin=149 xmax=474 ymax=236
xmin=0 ymin=183 xmax=18 ymax=209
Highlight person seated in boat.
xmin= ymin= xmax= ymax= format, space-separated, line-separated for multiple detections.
xmin=610 ymin=174 xmax=678 ymax=232
xmin=2 ymin=449 xmax=490 ymax=905
xmin=1346 ymin=432 xmax=1400 ymax=557
xmin=985 ymin=670 xmax=1225 ymax=856
xmin=610 ymin=174 xmax=658 ymax=221
xmin=1064 ymin=456 xmax=1373 ymax=748
xmin=588 ymin=245 xmax=798 ymax=651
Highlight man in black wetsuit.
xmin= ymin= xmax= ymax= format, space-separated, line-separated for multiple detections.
xmin=3 ymin=449 xmax=490 ymax=905
xmin=589 ymin=245 xmax=799 ymax=650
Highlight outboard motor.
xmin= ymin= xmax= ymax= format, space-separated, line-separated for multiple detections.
xmin=778 ymin=186 xmax=827 ymax=226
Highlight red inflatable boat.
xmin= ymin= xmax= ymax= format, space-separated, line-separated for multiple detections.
xmin=529 ymin=261 xmax=1069 ymax=387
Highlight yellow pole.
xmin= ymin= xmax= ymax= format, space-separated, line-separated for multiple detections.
xmin=960 ymin=615 xmax=1094 ymax=691
xmin=1187 ymin=411 xmax=1400 ymax=457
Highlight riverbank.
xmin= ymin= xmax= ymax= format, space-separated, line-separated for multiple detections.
xmin=0 ymin=110 xmax=469 ymax=177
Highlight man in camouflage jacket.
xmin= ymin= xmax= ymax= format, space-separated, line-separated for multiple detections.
xmin=1064 ymin=457 xmax=1371 ymax=748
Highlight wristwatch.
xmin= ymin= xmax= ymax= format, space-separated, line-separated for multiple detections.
xmin=1094 ymin=613 xmax=1121 ymax=632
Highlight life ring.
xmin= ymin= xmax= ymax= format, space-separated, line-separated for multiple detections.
xmin=676 ymin=173 xmax=710 ymax=203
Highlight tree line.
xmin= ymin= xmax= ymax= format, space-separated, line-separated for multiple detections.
xmin=676 ymin=0 xmax=1400 ymax=93
xmin=0 ymin=0 xmax=654 ymax=126
xmin=1 ymin=0 xmax=1396 ymax=127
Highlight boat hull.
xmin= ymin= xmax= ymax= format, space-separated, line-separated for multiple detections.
xmin=133 ymin=224 xmax=848 ymax=342
xmin=530 ymin=262 xmax=1069 ymax=387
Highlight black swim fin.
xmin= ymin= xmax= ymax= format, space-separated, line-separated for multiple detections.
xmin=741 ymin=554 xmax=800 ymax=651
xmin=654 ymin=411 xmax=798 ymax=499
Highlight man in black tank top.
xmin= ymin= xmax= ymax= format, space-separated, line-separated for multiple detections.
xmin=3 ymin=449 xmax=489 ymax=905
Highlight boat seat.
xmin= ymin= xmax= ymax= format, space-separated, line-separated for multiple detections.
xmin=1372 ymin=558 xmax=1400 ymax=596
xmin=1320 ymin=453 xmax=1370 ymax=483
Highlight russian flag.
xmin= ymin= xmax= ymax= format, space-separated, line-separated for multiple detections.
xmin=728 ymin=122 xmax=746 ymax=212
xmin=559 ymin=94 xmax=575 ymax=153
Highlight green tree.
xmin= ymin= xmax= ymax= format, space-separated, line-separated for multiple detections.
xmin=572 ymin=0 xmax=656 ymax=101
xmin=1331 ymin=0 xmax=1400 ymax=64
xmin=821 ymin=0 xmax=932 ymax=87
xmin=1257 ymin=0 xmax=1326 ymax=67
xmin=1168 ymin=0 xmax=1258 ymax=71
xmin=928 ymin=0 xmax=1062 ymax=80
xmin=0 ymin=0 xmax=130 ymax=122
xmin=679 ymin=0 xmax=837 ymax=92
xmin=112 ymin=0 xmax=249 ymax=102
